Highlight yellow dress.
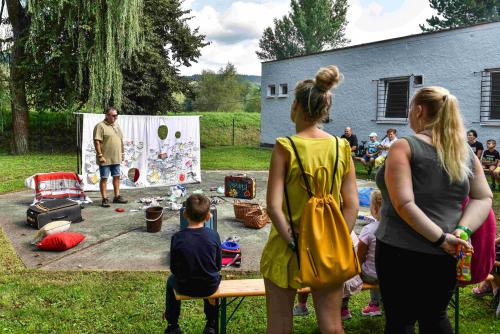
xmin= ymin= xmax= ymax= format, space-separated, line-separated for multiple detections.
xmin=260 ymin=135 xmax=352 ymax=289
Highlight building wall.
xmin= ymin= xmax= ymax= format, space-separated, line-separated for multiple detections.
xmin=261 ymin=22 xmax=500 ymax=146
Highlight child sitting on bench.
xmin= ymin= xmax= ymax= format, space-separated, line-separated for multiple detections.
xmin=343 ymin=190 xmax=383 ymax=317
xmin=165 ymin=194 xmax=222 ymax=334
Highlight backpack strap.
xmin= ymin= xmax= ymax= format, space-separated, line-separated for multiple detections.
xmin=330 ymin=136 xmax=339 ymax=194
xmin=286 ymin=136 xmax=313 ymax=197
xmin=284 ymin=179 xmax=300 ymax=268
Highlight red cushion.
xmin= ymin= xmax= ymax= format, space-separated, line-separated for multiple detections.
xmin=36 ymin=232 xmax=85 ymax=251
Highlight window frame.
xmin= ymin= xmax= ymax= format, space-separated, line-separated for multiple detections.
xmin=278 ymin=83 xmax=288 ymax=97
xmin=266 ymin=84 xmax=277 ymax=98
xmin=375 ymin=76 xmax=411 ymax=124
xmin=480 ymin=69 xmax=500 ymax=124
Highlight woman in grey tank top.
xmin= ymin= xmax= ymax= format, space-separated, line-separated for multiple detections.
xmin=375 ymin=86 xmax=492 ymax=334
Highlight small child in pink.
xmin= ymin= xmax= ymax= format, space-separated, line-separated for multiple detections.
xmin=343 ymin=190 xmax=382 ymax=317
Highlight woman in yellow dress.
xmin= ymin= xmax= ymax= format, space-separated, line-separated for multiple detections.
xmin=260 ymin=65 xmax=359 ymax=334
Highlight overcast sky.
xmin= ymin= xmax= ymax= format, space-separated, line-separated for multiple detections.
xmin=179 ymin=0 xmax=438 ymax=76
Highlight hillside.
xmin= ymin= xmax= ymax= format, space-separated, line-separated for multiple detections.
xmin=185 ymin=74 xmax=261 ymax=86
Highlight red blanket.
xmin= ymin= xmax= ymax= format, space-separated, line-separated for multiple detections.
xmin=33 ymin=172 xmax=87 ymax=202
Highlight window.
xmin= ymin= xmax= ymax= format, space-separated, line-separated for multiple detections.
xmin=480 ymin=69 xmax=500 ymax=122
xmin=267 ymin=84 xmax=276 ymax=97
xmin=279 ymin=83 xmax=288 ymax=97
xmin=376 ymin=77 xmax=410 ymax=121
xmin=413 ymin=75 xmax=423 ymax=87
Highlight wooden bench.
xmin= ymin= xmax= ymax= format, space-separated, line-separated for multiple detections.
xmin=174 ymin=278 xmax=379 ymax=334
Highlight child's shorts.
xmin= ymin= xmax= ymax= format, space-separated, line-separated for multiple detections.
xmin=362 ymin=154 xmax=378 ymax=162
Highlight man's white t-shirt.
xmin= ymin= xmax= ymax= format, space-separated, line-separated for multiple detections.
xmin=380 ymin=137 xmax=397 ymax=157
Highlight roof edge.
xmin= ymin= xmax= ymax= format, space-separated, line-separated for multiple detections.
xmin=261 ymin=20 xmax=500 ymax=65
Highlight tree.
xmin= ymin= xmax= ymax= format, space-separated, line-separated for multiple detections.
xmin=256 ymin=0 xmax=349 ymax=61
xmin=193 ymin=63 xmax=246 ymax=112
xmin=121 ymin=0 xmax=207 ymax=115
xmin=420 ymin=0 xmax=500 ymax=32
xmin=243 ymin=84 xmax=261 ymax=113
xmin=1 ymin=0 xmax=143 ymax=153
xmin=4 ymin=0 xmax=29 ymax=154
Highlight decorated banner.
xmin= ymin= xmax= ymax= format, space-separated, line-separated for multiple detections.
xmin=80 ymin=114 xmax=201 ymax=191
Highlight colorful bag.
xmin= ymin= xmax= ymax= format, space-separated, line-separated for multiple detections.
xmin=224 ymin=174 xmax=256 ymax=199
xmin=460 ymin=197 xmax=496 ymax=284
xmin=284 ymin=137 xmax=360 ymax=289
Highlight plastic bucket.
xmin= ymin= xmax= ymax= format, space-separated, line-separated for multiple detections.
xmin=145 ymin=206 xmax=163 ymax=233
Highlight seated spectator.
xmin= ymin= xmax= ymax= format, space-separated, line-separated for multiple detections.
xmin=374 ymin=129 xmax=398 ymax=169
xmin=482 ymin=139 xmax=500 ymax=191
xmin=343 ymin=190 xmax=383 ymax=318
xmin=341 ymin=127 xmax=358 ymax=154
xmin=467 ymin=129 xmax=484 ymax=160
xmin=355 ymin=132 xmax=380 ymax=176
xmin=164 ymin=194 xmax=222 ymax=334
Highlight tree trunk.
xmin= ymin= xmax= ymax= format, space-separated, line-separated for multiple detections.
xmin=6 ymin=0 xmax=29 ymax=154
xmin=9 ymin=48 xmax=29 ymax=154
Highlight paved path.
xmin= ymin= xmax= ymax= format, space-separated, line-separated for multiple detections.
xmin=0 ymin=171 xmax=375 ymax=273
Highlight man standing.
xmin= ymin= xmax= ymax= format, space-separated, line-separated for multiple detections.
xmin=341 ymin=127 xmax=358 ymax=154
xmin=93 ymin=107 xmax=128 ymax=207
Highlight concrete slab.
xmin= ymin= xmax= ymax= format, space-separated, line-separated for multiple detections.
xmin=0 ymin=171 xmax=375 ymax=273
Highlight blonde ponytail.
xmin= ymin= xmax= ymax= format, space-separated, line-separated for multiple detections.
xmin=413 ymin=87 xmax=472 ymax=183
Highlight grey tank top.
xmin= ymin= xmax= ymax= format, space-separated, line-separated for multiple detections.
xmin=375 ymin=135 xmax=471 ymax=255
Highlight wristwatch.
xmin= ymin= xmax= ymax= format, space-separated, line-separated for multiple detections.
xmin=287 ymin=240 xmax=297 ymax=252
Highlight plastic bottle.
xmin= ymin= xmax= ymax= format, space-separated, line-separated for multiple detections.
xmin=456 ymin=231 xmax=472 ymax=282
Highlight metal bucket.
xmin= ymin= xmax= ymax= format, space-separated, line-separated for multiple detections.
xmin=145 ymin=206 xmax=163 ymax=233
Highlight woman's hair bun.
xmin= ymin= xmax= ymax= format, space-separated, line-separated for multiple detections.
xmin=315 ymin=65 xmax=341 ymax=92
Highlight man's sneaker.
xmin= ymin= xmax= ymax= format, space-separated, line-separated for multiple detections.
xmin=341 ymin=307 xmax=352 ymax=320
xmin=101 ymin=198 xmax=110 ymax=208
xmin=164 ymin=324 xmax=182 ymax=334
xmin=292 ymin=303 xmax=309 ymax=316
xmin=203 ymin=322 xmax=216 ymax=334
xmin=361 ymin=303 xmax=382 ymax=316
xmin=113 ymin=195 xmax=128 ymax=204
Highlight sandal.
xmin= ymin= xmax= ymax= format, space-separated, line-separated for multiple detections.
xmin=472 ymin=284 xmax=493 ymax=298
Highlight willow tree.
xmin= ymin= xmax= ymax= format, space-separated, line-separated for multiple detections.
xmin=2 ymin=0 xmax=143 ymax=154
xmin=28 ymin=0 xmax=143 ymax=109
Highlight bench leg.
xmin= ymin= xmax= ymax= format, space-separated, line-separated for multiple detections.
xmin=215 ymin=298 xmax=219 ymax=334
xmin=220 ymin=297 xmax=227 ymax=334
xmin=454 ymin=288 xmax=459 ymax=334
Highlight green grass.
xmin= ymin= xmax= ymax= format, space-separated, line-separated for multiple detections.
xmin=0 ymin=153 xmax=78 ymax=193
xmin=0 ymin=250 xmax=499 ymax=333
xmin=0 ymin=146 xmax=271 ymax=193
xmin=168 ymin=111 xmax=261 ymax=147
xmin=201 ymin=146 xmax=271 ymax=170
xmin=1 ymin=129 xmax=500 ymax=332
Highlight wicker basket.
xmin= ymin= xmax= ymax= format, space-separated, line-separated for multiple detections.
xmin=244 ymin=208 xmax=270 ymax=229
xmin=233 ymin=201 xmax=260 ymax=221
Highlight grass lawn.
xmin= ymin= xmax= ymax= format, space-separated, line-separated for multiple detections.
xmin=1 ymin=149 xmax=500 ymax=333
xmin=0 ymin=146 xmax=272 ymax=193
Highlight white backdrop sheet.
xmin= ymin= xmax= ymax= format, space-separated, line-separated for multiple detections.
xmin=81 ymin=114 xmax=201 ymax=191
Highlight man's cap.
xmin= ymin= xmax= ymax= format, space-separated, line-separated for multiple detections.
xmin=369 ymin=132 xmax=377 ymax=137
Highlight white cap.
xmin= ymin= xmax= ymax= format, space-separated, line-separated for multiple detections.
xmin=369 ymin=132 xmax=377 ymax=137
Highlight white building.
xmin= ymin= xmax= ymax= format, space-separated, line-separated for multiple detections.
xmin=261 ymin=21 xmax=500 ymax=146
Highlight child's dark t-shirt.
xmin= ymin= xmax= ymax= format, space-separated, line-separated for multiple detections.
xmin=482 ymin=149 xmax=500 ymax=165
xmin=170 ymin=227 xmax=222 ymax=297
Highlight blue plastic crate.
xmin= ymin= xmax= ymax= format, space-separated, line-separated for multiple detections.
xmin=179 ymin=206 xmax=217 ymax=231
